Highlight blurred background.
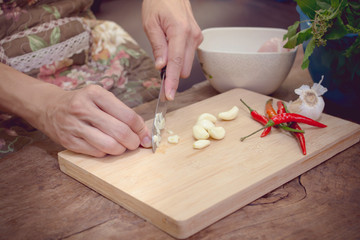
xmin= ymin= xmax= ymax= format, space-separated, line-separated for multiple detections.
xmin=93 ymin=0 xmax=298 ymax=92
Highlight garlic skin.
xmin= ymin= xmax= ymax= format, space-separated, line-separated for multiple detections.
xmin=288 ymin=76 xmax=328 ymax=120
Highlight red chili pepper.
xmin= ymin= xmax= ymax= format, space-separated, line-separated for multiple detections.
xmin=240 ymin=99 xmax=268 ymax=125
xmin=240 ymin=99 xmax=272 ymax=137
xmin=261 ymin=98 xmax=277 ymax=136
xmin=265 ymin=99 xmax=277 ymax=119
xmin=277 ymin=101 xmax=286 ymax=115
xmin=290 ymin=122 xmax=307 ymax=155
xmin=261 ymin=99 xmax=301 ymax=137
xmin=270 ymin=113 xmax=327 ymax=127
xmin=240 ymin=112 xmax=326 ymax=141
xmin=282 ymin=101 xmax=307 ymax=155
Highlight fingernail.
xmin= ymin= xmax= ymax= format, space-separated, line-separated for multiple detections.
xmin=141 ymin=136 xmax=152 ymax=148
xmin=167 ymin=88 xmax=176 ymax=101
xmin=155 ymin=57 xmax=164 ymax=68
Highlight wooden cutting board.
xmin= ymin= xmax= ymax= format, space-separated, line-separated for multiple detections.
xmin=58 ymin=88 xmax=360 ymax=239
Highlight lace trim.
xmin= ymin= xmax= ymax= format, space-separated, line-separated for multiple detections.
xmin=8 ymin=31 xmax=90 ymax=73
xmin=0 ymin=47 xmax=7 ymax=64
xmin=0 ymin=17 xmax=87 ymax=44
xmin=0 ymin=17 xmax=92 ymax=68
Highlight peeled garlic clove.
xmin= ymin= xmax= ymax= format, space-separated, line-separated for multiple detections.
xmin=196 ymin=119 xmax=215 ymax=131
xmin=193 ymin=125 xmax=209 ymax=140
xmin=208 ymin=126 xmax=226 ymax=140
xmin=198 ymin=113 xmax=217 ymax=123
xmin=193 ymin=140 xmax=211 ymax=149
xmin=167 ymin=135 xmax=180 ymax=144
xmin=218 ymin=106 xmax=239 ymax=120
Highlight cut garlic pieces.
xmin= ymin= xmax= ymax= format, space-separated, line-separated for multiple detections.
xmin=218 ymin=106 xmax=239 ymax=120
xmin=167 ymin=135 xmax=180 ymax=144
xmin=193 ymin=140 xmax=211 ymax=149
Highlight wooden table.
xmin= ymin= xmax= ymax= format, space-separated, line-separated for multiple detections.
xmin=1 ymin=48 xmax=359 ymax=240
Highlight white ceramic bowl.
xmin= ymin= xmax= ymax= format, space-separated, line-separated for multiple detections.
xmin=197 ymin=27 xmax=298 ymax=95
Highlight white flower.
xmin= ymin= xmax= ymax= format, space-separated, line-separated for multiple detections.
xmin=67 ymin=69 xmax=91 ymax=82
xmin=288 ymin=76 xmax=328 ymax=120
xmin=93 ymin=21 xmax=136 ymax=56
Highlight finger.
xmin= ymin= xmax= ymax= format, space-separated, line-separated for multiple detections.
xmin=76 ymin=124 xmax=127 ymax=156
xmin=165 ymin=28 xmax=187 ymax=100
xmin=136 ymin=123 xmax=152 ymax=148
xmin=87 ymin=86 xmax=151 ymax=148
xmin=181 ymin=42 xmax=196 ymax=78
xmin=143 ymin=18 xmax=168 ymax=69
xmin=180 ymin=5 xmax=202 ymax=78
xmin=182 ymin=22 xmax=203 ymax=77
xmin=63 ymin=135 xmax=106 ymax=158
xmin=86 ymin=106 xmax=142 ymax=150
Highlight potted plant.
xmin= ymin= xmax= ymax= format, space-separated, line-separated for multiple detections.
xmin=283 ymin=0 xmax=359 ymax=121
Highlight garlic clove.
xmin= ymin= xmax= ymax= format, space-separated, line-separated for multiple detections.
xmin=193 ymin=125 xmax=210 ymax=140
xmin=208 ymin=126 xmax=226 ymax=140
xmin=196 ymin=119 xmax=216 ymax=131
xmin=218 ymin=106 xmax=239 ymax=120
xmin=193 ymin=140 xmax=211 ymax=149
xmin=198 ymin=113 xmax=217 ymax=123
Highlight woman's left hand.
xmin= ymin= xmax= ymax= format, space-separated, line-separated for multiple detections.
xmin=142 ymin=0 xmax=203 ymax=100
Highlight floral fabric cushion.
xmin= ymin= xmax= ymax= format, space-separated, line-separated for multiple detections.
xmin=0 ymin=0 xmax=161 ymax=157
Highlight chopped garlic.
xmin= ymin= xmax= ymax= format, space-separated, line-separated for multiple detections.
xmin=167 ymin=135 xmax=180 ymax=144
xmin=152 ymin=134 xmax=161 ymax=148
xmin=288 ymin=76 xmax=328 ymax=120
xmin=154 ymin=112 xmax=165 ymax=131
xmin=153 ymin=112 xmax=165 ymax=148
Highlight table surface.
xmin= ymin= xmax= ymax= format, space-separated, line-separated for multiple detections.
xmin=1 ymin=48 xmax=359 ymax=240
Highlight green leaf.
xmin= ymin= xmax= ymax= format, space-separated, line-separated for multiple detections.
xmin=120 ymin=57 xmax=129 ymax=67
xmin=284 ymin=27 xmax=313 ymax=48
xmin=317 ymin=0 xmax=331 ymax=9
xmin=50 ymin=26 xmax=61 ymax=45
xmin=283 ymin=21 xmax=300 ymax=41
xmin=42 ymin=4 xmax=53 ymax=14
xmin=346 ymin=2 xmax=360 ymax=29
xmin=125 ymin=49 xmax=141 ymax=58
xmin=296 ymin=0 xmax=320 ymax=19
xmin=330 ymin=0 xmax=340 ymax=8
xmin=28 ymin=35 xmax=48 ymax=52
xmin=326 ymin=16 xmax=349 ymax=39
xmin=345 ymin=36 xmax=360 ymax=57
xmin=302 ymin=37 xmax=316 ymax=69
xmin=53 ymin=7 xmax=61 ymax=19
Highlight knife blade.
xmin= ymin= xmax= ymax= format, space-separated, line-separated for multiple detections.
xmin=151 ymin=67 xmax=167 ymax=153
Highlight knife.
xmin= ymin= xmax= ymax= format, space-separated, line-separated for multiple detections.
xmin=151 ymin=67 xmax=167 ymax=153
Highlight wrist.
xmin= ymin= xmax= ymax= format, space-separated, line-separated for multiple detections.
xmin=0 ymin=63 xmax=63 ymax=128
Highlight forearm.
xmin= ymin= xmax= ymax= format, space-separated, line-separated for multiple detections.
xmin=0 ymin=63 xmax=62 ymax=126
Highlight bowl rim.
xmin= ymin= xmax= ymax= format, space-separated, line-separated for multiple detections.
xmin=197 ymin=27 xmax=298 ymax=54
